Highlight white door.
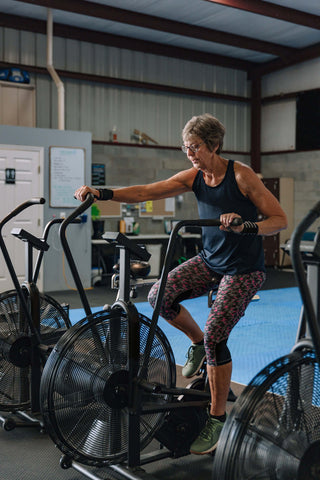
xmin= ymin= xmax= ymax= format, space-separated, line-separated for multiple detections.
xmin=0 ymin=146 xmax=44 ymax=291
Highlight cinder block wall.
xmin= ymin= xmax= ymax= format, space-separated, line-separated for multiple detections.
xmin=261 ymin=150 xmax=320 ymax=227
xmin=92 ymin=143 xmax=250 ymax=234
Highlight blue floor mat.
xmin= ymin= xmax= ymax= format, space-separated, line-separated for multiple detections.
xmin=69 ymin=287 xmax=302 ymax=385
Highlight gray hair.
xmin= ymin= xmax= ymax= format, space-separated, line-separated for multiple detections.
xmin=182 ymin=113 xmax=225 ymax=154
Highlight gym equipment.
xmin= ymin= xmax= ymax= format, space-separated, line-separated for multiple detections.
xmin=40 ymin=194 xmax=241 ymax=479
xmin=0 ymin=198 xmax=78 ymax=430
xmin=213 ymin=201 xmax=320 ymax=480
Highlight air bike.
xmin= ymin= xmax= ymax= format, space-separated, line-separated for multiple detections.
xmin=0 ymin=198 xmax=79 ymax=430
xmin=39 ymin=193 xmax=241 ymax=480
xmin=212 ymin=200 xmax=320 ymax=480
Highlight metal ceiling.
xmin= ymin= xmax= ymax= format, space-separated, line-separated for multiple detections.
xmin=0 ymin=0 xmax=319 ymax=78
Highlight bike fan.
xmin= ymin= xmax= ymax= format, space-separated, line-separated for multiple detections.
xmin=0 ymin=289 xmax=69 ymax=411
xmin=40 ymin=308 xmax=175 ymax=466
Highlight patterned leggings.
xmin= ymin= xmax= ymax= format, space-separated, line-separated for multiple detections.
xmin=148 ymin=255 xmax=266 ymax=366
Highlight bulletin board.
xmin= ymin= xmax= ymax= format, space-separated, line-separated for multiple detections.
xmin=95 ymin=186 xmax=123 ymax=218
xmin=139 ymin=198 xmax=175 ymax=218
xmin=96 ymin=199 xmax=122 ymax=218
xmin=49 ymin=146 xmax=85 ymax=207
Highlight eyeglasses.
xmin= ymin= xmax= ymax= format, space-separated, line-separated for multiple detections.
xmin=181 ymin=142 xmax=205 ymax=154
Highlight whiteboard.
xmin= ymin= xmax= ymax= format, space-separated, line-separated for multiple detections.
xmin=50 ymin=147 xmax=85 ymax=207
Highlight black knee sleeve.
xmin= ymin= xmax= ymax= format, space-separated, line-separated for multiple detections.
xmin=215 ymin=339 xmax=231 ymax=366
xmin=171 ymin=290 xmax=193 ymax=313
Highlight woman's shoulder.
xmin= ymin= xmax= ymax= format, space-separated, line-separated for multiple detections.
xmin=233 ymin=160 xmax=263 ymax=194
xmin=174 ymin=167 xmax=199 ymax=186
xmin=233 ymin=160 xmax=255 ymax=178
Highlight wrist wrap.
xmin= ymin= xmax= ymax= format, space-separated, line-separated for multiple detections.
xmin=98 ymin=188 xmax=114 ymax=200
xmin=241 ymin=221 xmax=258 ymax=235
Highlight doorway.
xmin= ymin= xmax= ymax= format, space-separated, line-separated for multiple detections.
xmin=0 ymin=145 xmax=44 ymax=290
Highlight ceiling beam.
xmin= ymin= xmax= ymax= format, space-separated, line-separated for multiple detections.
xmin=203 ymin=0 xmax=320 ymax=30
xmin=249 ymin=41 xmax=320 ymax=78
xmin=0 ymin=59 xmax=250 ymax=103
xmin=0 ymin=13 xmax=253 ymax=71
xmin=17 ymin=0 xmax=297 ymax=58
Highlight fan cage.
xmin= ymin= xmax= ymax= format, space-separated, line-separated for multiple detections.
xmin=40 ymin=308 xmax=176 ymax=467
xmin=0 ymin=290 xmax=70 ymax=411
xmin=213 ymin=348 xmax=320 ymax=480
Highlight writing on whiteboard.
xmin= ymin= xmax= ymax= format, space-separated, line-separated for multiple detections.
xmin=50 ymin=147 xmax=85 ymax=207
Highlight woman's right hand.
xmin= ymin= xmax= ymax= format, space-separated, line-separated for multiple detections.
xmin=74 ymin=185 xmax=100 ymax=202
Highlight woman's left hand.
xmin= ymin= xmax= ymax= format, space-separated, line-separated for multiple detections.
xmin=219 ymin=213 xmax=243 ymax=234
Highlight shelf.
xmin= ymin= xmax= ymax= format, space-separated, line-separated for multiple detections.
xmin=92 ymin=140 xmax=180 ymax=151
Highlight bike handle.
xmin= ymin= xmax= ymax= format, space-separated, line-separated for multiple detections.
xmin=0 ymin=197 xmax=46 ymax=230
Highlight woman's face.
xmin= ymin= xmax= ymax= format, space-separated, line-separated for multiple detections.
xmin=183 ymin=136 xmax=214 ymax=171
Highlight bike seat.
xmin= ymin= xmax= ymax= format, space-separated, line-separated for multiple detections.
xmin=113 ymin=261 xmax=151 ymax=279
xmin=11 ymin=228 xmax=49 ymax=252
xmin=130 ymin=261 xmax=151 ymax=278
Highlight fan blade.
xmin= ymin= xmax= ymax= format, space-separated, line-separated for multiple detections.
xmin=0 ymin=291 xmax=70 ymax=410
xmin=213 ymin=349 xmax=320 ymax=480
xmin=40 ymin=311 xmax=175 ymax=466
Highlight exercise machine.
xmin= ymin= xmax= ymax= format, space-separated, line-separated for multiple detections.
xmin=40 ymin=194 xmax=241 ymax=480
xmin=0 ymin=198 xmax=78 ymax=430
xmin=213 ymin=201 xmax=320 ymax=479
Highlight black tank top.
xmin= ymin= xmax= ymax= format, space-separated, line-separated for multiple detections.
xmin=192 ymin=160 xmax=265 ymax=274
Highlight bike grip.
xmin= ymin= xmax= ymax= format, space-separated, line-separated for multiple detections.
xmin=73 ymin=193 xmax=99 ymax=200
xmin=230 ymin=217 xmax=243 ymax=226
xmin=31 ymin=197 xmax=46 ymax=205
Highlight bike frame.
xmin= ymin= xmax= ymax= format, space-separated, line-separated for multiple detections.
xmin=58 ymin=194 xmax=243 ymax=477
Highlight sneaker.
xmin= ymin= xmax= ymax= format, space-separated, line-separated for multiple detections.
xmin=181 ymin=344 xmax=206 ymax=378
xmin=190 ymin=416 xmax=225 ymax=455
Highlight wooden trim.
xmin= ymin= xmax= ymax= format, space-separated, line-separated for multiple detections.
xmin=261 ymin=148 xmax=320 ymax=155
xmin=262 ymin=88 xmax=320 ymax=104
xmin=262 ymin=92 xmax=297 ymax=104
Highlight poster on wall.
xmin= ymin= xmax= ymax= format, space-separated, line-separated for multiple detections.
xmin=49 ymin=146 xmax=85 ymax=207
xmin=92 ymin=163 xmax=106 ymax=185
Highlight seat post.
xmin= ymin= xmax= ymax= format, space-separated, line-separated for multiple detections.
xmin=25 ymin=242 xmax=34 ymax=283
xmin=117 ymin=245 xmax=131 ymax=303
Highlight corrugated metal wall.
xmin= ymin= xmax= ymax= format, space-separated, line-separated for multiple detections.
xmin=0 ymin=27 xmax=250 ymax=151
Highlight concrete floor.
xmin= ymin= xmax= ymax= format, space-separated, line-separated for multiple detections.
xmin=0 ymin=267 xmax=294 ymax=480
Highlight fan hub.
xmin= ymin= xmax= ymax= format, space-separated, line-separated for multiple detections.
xmin=298 ymin=440 xmax=320 ymax=480
xmin=0 ymin=334 xmax=31 ymax=367
xmin=103 ymin=369 xmax=129 ymax=409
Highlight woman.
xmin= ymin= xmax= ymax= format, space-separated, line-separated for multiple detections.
xmin=74 ymin=113 xmax=287 ymax=454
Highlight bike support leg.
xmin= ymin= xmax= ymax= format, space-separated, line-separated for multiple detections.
xmin=69 ymin=460 xmax=159 ymax=480
xmin=114 ymin=246 xmax=143 ymax=469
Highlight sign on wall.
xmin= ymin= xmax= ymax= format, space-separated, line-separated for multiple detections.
xmin=5 ymin=168 xmax=16 ymax=184
xmin=49 ymin=146 xmax=85 ymax=207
